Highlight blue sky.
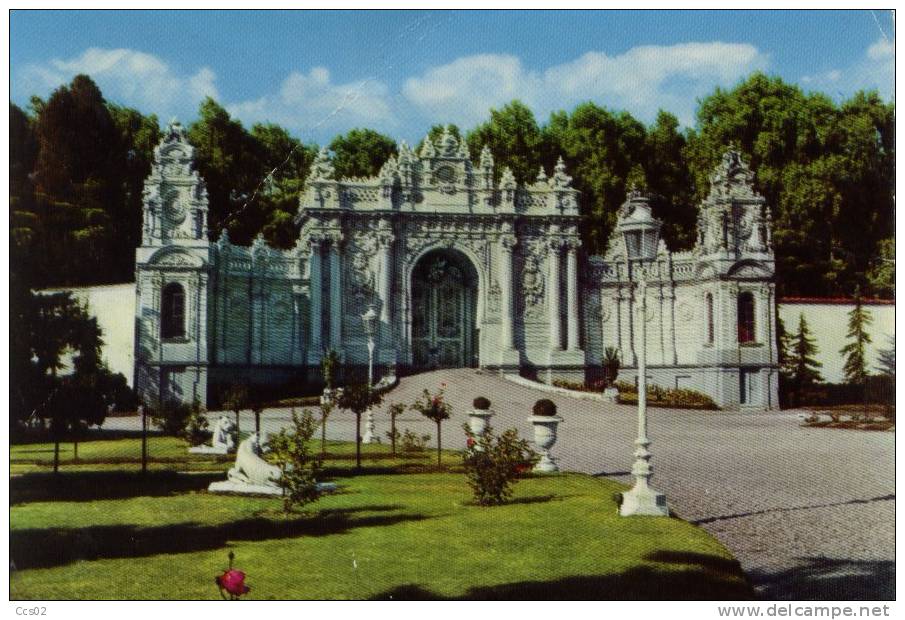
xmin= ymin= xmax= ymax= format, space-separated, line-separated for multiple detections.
xmin=10 ymin=10 xmax=895 ymax=144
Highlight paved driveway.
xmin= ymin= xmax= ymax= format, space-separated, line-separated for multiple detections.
xmin=112 ymin=368 xmax=895 ymax=599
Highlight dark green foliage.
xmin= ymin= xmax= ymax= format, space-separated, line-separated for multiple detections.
xmin=876 ymin=335 xmax=895 ymax=377
xmin=268 ymin=409 xmax=324 ymax=513
xmin=182 ymin=400 xmax=211 ymax=447
xmin=532 ymin=399 xmax=557 ymax=417
xmin=611 ymin=382 xmax=719 ymax=410
xmin=472 ymin=396 xmax=491 ymax=410
xmin=152 ymin=401 xmax=193 ymax=437
xmin=840 ymin=293 xmax=874 ymax=385
xmin=328 ymin=128 xmax=396 ymax=179
xmin=781 ymin=314 xmax=824 ymax=406
xmin=686 ymin=74 xmax=894 ymax=297
xmin=400 ymin=429 xmax=430 ymax=453
xmin=462 ymin=424 xmax=537 ymax=506
xmin=9 ymin=73 xmax=895 ymax=300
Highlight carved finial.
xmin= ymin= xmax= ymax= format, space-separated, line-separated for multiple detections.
xmin=500 ymin=166 xmax=517 ymax=190
xmin=552 ymin=156 xmax=572 ymax=188
xmin=457 ymin=139 xmax=470 ymax=160
xmin=166 ymin=118 xmax=186 ymax=141
xmin=309 ymin=147 xmax=335 ymax=180
xmin=379 ymin=156 xmax=398 ymax=184
xmin=419 ymin=136 xmax=436 ymax=159
xmin=252 ymin=233 xmax=268 ymax=258
xmin=439 ymin=125 xmax=458 ymax=156
xmin=536 ymin=166 xmax=548 ymax=183
xmin=479 ymin=145 xmax=494 ymax=170
xmin=218 ymin=228 xmax=231 ymax=247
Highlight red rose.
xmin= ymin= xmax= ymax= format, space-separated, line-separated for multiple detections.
xmin=217 ymin=569 xmax=250 ymax=597
xmin=466 ymin=437 xmax=476 ymax=448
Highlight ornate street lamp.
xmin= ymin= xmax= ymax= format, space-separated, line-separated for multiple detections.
xmin=361 ymin=304 xmax=378 ymax=444
xmin=618 ymin=189 xmax=669 ymax=517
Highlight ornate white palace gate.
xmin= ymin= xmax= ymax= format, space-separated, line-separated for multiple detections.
xmin=135 ymin=123 xmax=779 ymax=409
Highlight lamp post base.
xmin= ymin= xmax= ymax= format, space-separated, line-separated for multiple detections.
xmin=619 ymin=484 xmax=669 ymax=517
xmin=362 ymin=409 xmax=376 ymax=444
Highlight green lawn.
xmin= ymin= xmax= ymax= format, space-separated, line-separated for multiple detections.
xmin=10 ymin=437 xmax=751 ymax=600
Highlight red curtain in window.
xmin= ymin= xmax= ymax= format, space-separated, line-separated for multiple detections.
xmin=737 ymin=292 xmax=755 ymax=343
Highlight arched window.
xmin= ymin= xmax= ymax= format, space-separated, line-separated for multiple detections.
xmin=705 ymin=293 xmax=714 ymax=344
xmin=161 ymin=282 xmax=186 ymax=339
xmin=737 ymin=292 xmax=755 ymax=344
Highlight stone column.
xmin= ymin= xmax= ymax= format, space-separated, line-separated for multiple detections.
xmin=548 ymin=239 xmax=563 ymax=351
xmin=566 ymin=239 xmax=581 ymax=351
xmin=377 ymin=234 xmax=394 ymax=324
xmin=308 ymin=238 xmax=323 ymax=362
xmin=499 ymin=235 xmax=517 ymax=351
xmin=328 ymin=239 xmax=343 ymax=352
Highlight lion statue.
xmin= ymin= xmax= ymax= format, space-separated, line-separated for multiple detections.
xmin=226 ymin=433 xmax=281 ymax=488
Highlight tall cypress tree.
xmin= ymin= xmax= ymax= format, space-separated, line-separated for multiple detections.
xmin=840 ymin=292 xmax=873 ymax=385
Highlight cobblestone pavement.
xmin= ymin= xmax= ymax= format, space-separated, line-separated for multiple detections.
xmin=110 ymin=368 xmax=894 ymax=600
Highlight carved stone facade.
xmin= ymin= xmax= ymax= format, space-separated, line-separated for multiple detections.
xmin=135 ymin=123 xmax=778 ymax=409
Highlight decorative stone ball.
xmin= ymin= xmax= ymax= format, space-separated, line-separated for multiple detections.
xmin=473 ymin=396 xmax=491 ymax=410
xmin=532 ymin=398 xmax=557 ymax=417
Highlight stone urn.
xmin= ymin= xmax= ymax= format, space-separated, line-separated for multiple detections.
xmin=529 ymin=399 xmax=562 ymax=473
xmin=467 ymin=397 xmax=494 ymax=449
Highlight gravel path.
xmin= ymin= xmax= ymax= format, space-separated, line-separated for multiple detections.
xmin=108 ymin=368 xmax=895 ymax=600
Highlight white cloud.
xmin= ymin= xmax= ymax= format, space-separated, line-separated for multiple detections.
xmin=19 ymin=47 xmax=219 ymax=119
xmin=403 ymin=42 xmax=768 ymax=127
xmin=227 ymin=67 xmax=395 ymax=138
xmin=801 ymin=37 xmax=894 ymax=100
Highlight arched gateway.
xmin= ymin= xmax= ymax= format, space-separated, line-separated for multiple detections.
xmin=410 ymin=249 xmax=479 ymax=369
xmin=135 ymin=122 xmax=780 ymax=409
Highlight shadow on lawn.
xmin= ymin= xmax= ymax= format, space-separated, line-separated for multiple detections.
xmin=10 ymin=471 xmax=224 ymax=506
xmin=371 ymin=560 xmax=753 ymax=600
xmin=11 ymin=505 xmax=428 ymax=570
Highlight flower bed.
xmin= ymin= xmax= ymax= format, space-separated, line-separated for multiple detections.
xmin=552 ymin=379 xmax=718 ymax=410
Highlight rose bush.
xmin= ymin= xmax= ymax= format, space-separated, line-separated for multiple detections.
xmin=462 ymin=424 xmax=537 ymax=506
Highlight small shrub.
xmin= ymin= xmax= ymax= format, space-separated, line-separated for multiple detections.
xmin=532 ymin=399 xmax=557 ymax=417
xmin=462 ymin=424 xmax=538 ymax=506
xmin=473 ymin=396 xmax=491 ymax=410
xmin=268 ymin=409 xmax=324 ymax=513
xmin=153 ymin=401 xmax=193 ymax=436
xmin=400 ymin=428 xmax=430 ymax=452
xmin=182 ymin=400 xmax=211 ymax=446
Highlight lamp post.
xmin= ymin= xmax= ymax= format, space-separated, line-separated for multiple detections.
xmin=618 ymin=188 xmax=669 ymax=517
xmin=361 ymin=304 xmax=378 ymax=444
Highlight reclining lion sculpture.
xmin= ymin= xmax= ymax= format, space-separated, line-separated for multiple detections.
xmin=226 ymin=433 xmax=280 ymax=488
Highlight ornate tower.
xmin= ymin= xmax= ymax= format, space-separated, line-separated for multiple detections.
xmin=141 ymin=120 xmax=210 ymax=247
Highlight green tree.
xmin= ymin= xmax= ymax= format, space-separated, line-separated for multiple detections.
xmin=783 ymin=314 xmax=824 ymax=405
xmin=542 ymin=103 xmax=647 ymax=253
xmin=876 ymin=335 xmax=895 ymax=378
xmin=328 ymin=128 xmax=396 ymax=179
xmin=466 ymin=101 xmax=544 ymax=185
xmin=865 ymin=237 xmax=895 ymax=299
xmin=268 ymin=409 xmax=324 ymax=513
xmin=644 ymin=111 xmax=696 ymax=249
xmin=840 ymin=292 xmax=874 ymax=385
xmin=187 ymin=98 xmax=263 ymax=244
xmin=336 ymin=384 xmax=384 ymax=470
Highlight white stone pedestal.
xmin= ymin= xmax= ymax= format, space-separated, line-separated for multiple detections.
xmin=619 ymin=481 xmax=669 ymax=517
xmin=603 ymin=387 xmax=619 ymax=403
xmin=208 ymin=481 xmax=338 ymax=496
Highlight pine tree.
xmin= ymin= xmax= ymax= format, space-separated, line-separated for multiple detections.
xmin=789 ymin=314 xmax=823 ymax=399
xmin=840 ymin=292 xmax=873 ymax=385
xmin=876 ymin=335 xmax=895 ymax=377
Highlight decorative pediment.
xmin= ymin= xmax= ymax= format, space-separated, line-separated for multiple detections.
xmin=148 ymin=247 xmax=205 ymax=268
xmin=727 ymin=260 xmax=771 ymax=279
